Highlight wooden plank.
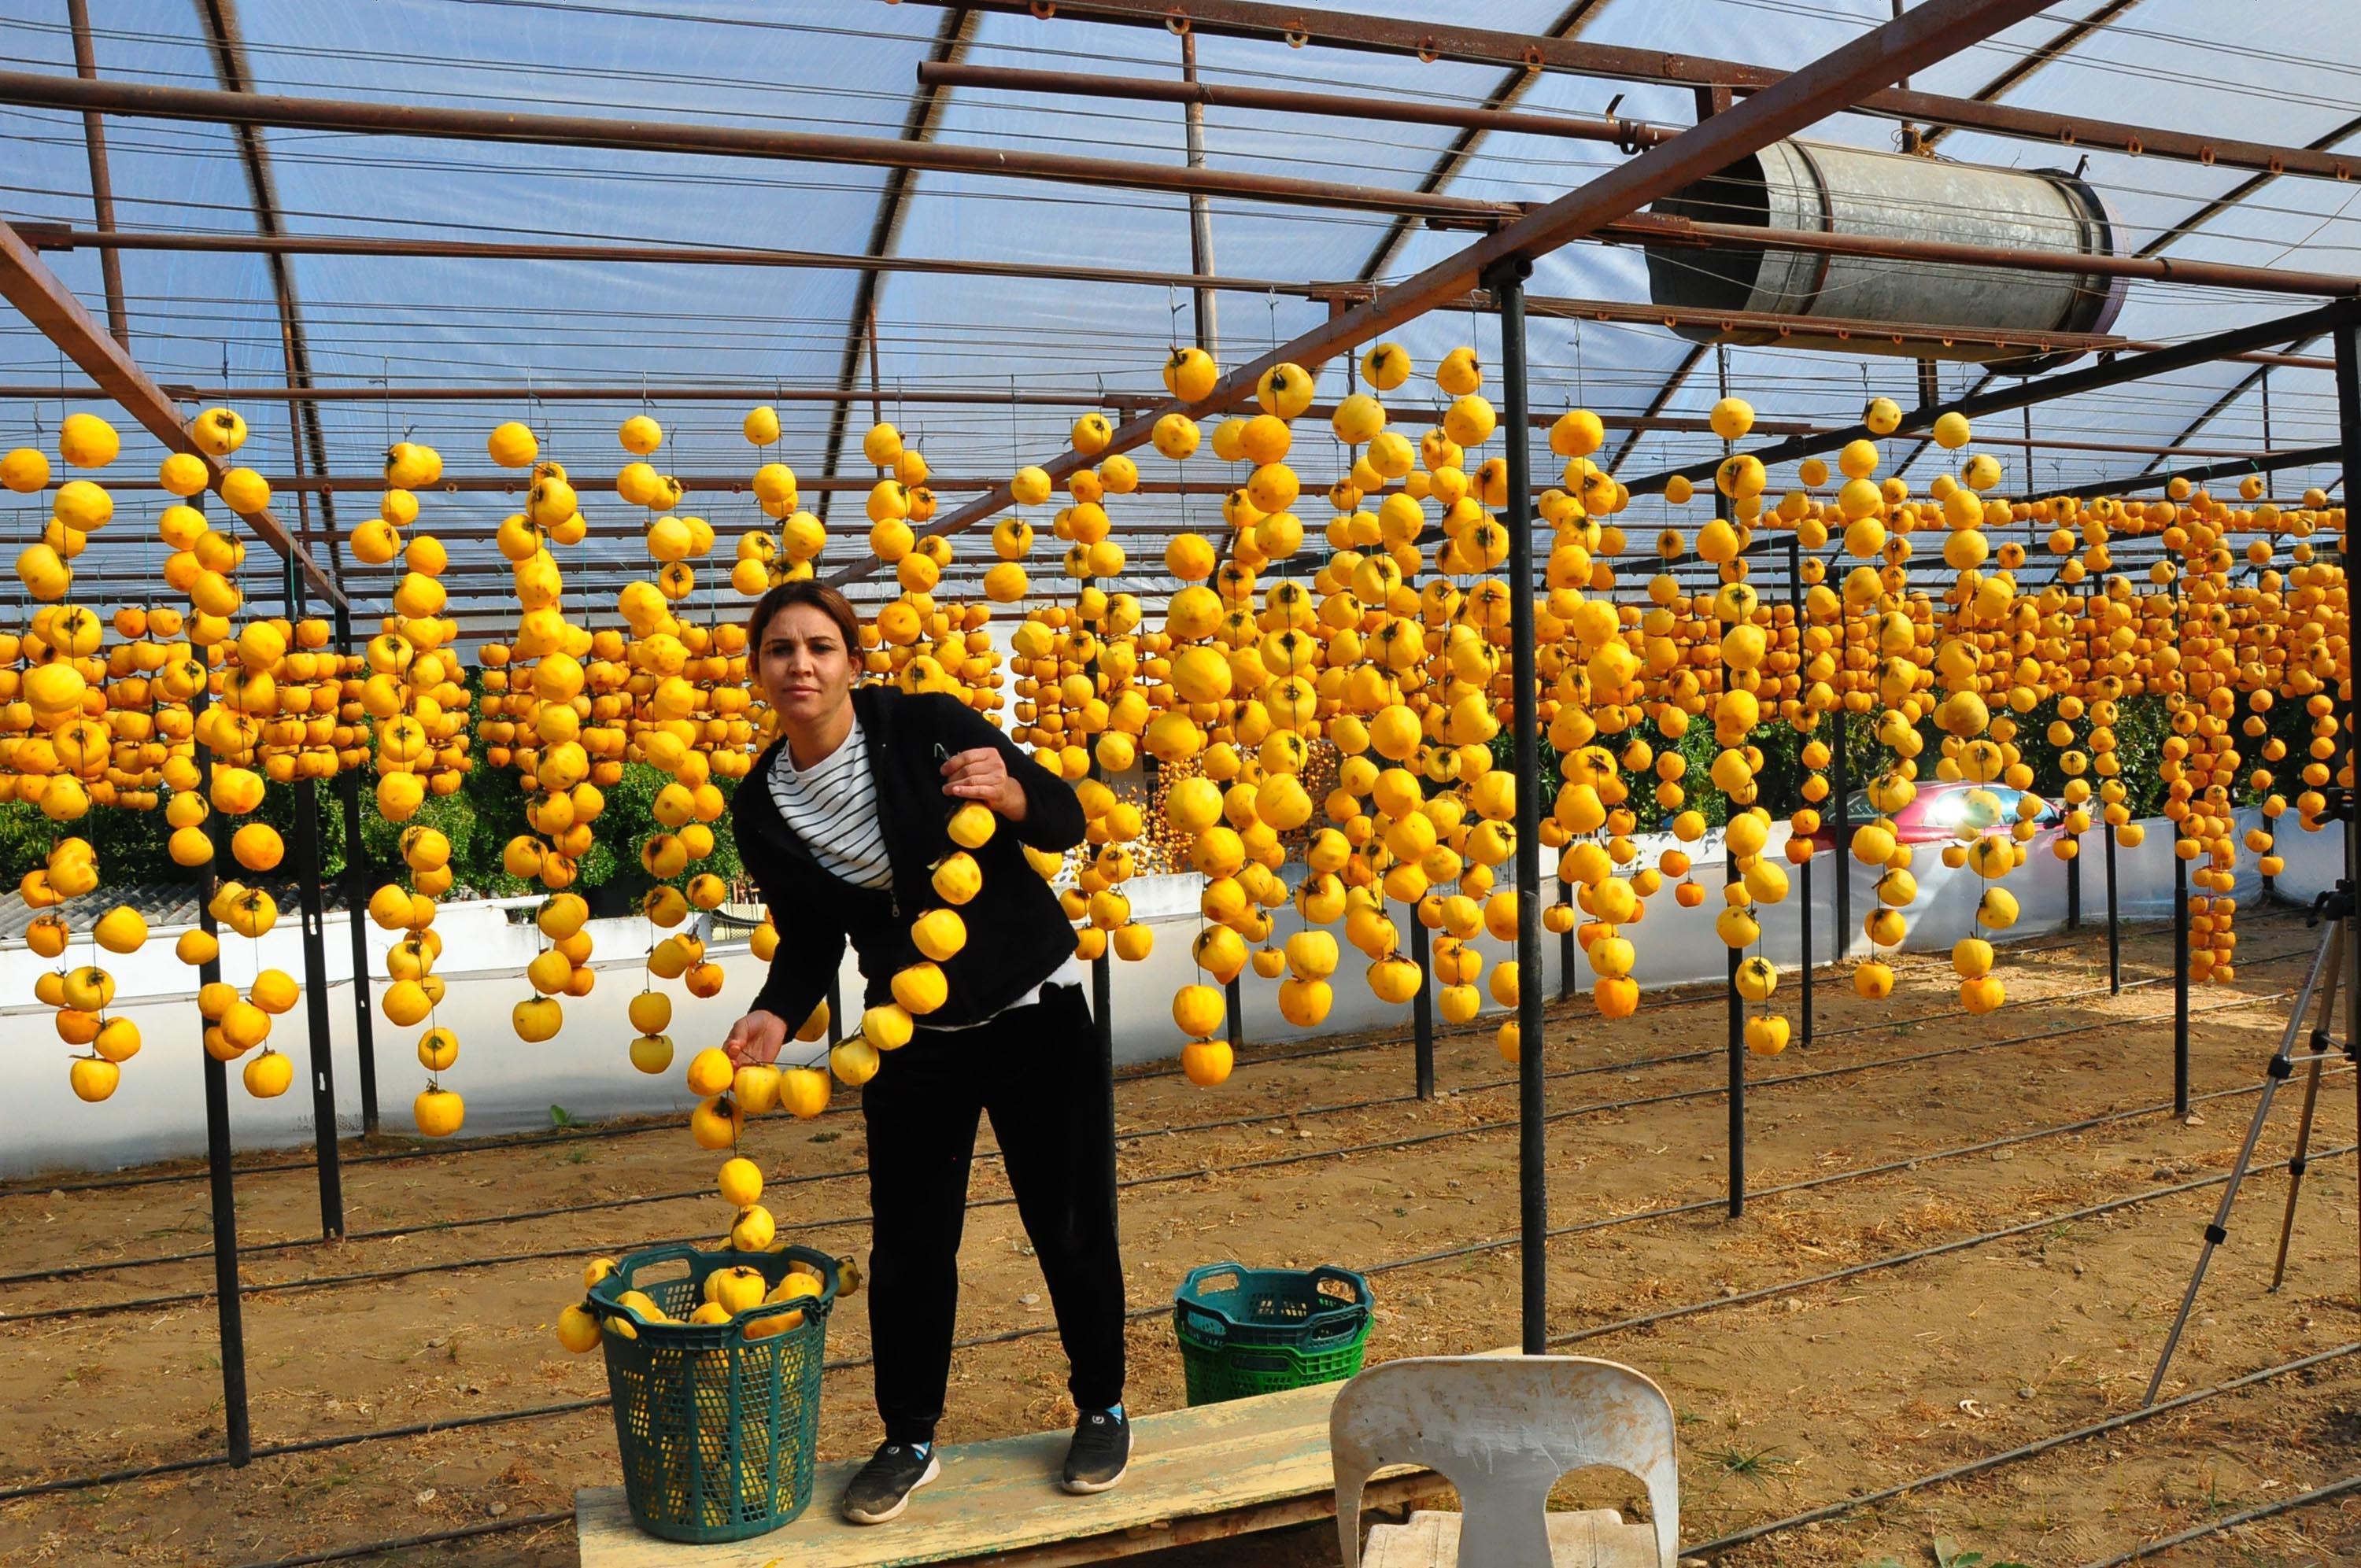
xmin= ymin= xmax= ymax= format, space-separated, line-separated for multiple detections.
xmin=1365 ymin=1508 xmax=1661 ymax=1568
xmin=578 ymin=1378 xmax=1421 ymax=1568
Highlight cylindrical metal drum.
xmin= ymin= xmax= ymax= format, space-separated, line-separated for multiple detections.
xmin=1644 ymin=138 xmax=2124 ymax=374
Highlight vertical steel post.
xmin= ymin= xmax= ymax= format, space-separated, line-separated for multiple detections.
xmin=2169 ymin=570 xmax=2189 ymax=1120
xmin=2330 ymin=309 xmax=2361 ymax=1302
xmin=2106 ymin=822 xmax=2122 ymax=994
xmin=1787 ymin=534 xmax=1812 ymax=1046
xmin=1224 ymin=974 xmax=1243 ymax=1060
xmin=1831 ymin=670 xmax=1852 ymax=962
xmin=1725 ymin=834 xmax=1746 ymax=1216
xmin=285 ymin=554 xmax=344 ymax=1237
xmin=1490 ymin=257 xmax=1548 ymax=1354
xmin=331 ymin=603 xmax=379 ymax=1135
xmin=1178 ymin=28 xmax=1219 ymax=356
xmin=1410 ymin=913 xmax=1435 ymax=1101
xmin=190 ymin=684 xmax=250 ymax=1465
xmin=2067 ymin=820 xmax=2082 ymax=930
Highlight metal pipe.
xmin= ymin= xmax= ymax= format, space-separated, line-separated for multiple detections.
xmin=1629 ymin=299 xmax=2360 ymax=494
xmin=1409 ymin=913 xmax=1434 ymax=1101
xmin=922 ymin=59 xmax=1672 ymax=150
xmin=962 ymin=0 xmax=2361 ymax=184
xmin=20 ymin=216 xmax=2354 ymax=321
xmin=2107 ymin=823 xmax=2122 ymax=994
xmin=1614 ymin=210 xmax=2361 ymax=301
xmin=829 ymin=0 xmax=2064 ymax=585
xmin=1178 ymin=31 xmax=1219 ymax=357
xmin=190 ymin=687 xmax=250 ymax=1467
xmin=333 ymin=603 xmax=379 ymax=1137
xmin=1788 ymin=533 xmax=1812 ymax=1046
xmin=2333 ymin=315 xmax=2361 ymax=1308
xmin=62 ymin=0 xmax=127 ymax=347
xmin=0 ymin=69 xmax=1516 ymax=223
xmin=1493 ymin=255 xmax=1549 ymax=1355
xmin=284 ymin=552 xmax=344 ymax=1239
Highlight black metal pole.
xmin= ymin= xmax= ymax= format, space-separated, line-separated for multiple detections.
xmin=2106 ymin=824 xmax=2122 ymax=994
xmin=2330 ymin=308 xmax=2361 ymax=1305
xmin=1410 ymin=913 xmax=1435 ymax=1101
xmin=1223 ymin=974 xmax=1243 ymax=1060
xmin=1557 ymin=872 xmax=1576 ymax=1004
xmin=1787 ymin=535 xmax=1812 ymax=1046
xmin=2169 ymin=571 xmax=2189 ymax=1120
xmin=1831 ymin=685 xmax=1853 ymax=963
xmin=331 ymin=606 xmax=378 ymax=1137
xmin=2067 ymin=825 xmax=2082 ymax=931
xmin=1491 ymin=256 xmax=1548 ymax=1355
xmin=284 ymin=556 xmax=344 ymax=1239
xmin=190 ymin=686 xmax=250 ymax=1465
xmin=1726 ymin=835 xmax=1746 ymax=1217
xmin=2173 ymin=847 xmax=2190 ymax=1117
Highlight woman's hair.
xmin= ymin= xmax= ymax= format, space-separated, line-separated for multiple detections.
xmin=745 ymin=577 xmax=862 ymax=658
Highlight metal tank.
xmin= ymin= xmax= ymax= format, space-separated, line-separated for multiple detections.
xmin=1642 ymin=138 xmax=2124 ymax=374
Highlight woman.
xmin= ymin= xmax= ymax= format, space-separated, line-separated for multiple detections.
xmin=722 ymin=580 xmax=1129 ymax=1526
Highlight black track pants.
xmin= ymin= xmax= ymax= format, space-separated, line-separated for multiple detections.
xmin=859 ymin=982 xmax=1125 ymax=1444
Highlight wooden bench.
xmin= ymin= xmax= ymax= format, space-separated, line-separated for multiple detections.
xmin=576 ymin=1377 xmax=1440 ymax=1566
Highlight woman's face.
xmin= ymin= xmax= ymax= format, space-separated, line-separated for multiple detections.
xmin=756 ymin=603 xmax=856 ymax=732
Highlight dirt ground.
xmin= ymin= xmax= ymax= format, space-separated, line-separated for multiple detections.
xmin=5 ymin=909 xmax=2360 ymax=1567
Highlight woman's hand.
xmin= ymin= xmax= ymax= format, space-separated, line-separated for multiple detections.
xmin=723 ymin=1009 xmax=789 ymax=1067
xmin=940 ymin=747 xmax=1029 ymax=822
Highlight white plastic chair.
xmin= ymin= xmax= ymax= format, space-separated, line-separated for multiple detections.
xmin=1329 ymin=1356 xmax=1679 ymax=1568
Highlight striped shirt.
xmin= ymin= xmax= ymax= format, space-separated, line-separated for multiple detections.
xmin=767 ymin=719 xmax=894 ymax=891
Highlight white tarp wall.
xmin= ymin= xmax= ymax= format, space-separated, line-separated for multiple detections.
xmin=0 ymin=808 xmax=2320 ymax=1177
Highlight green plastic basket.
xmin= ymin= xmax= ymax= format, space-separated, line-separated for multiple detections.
xmin=586 ymin=1241 xmax=838 ymax=1544
xmin=1173 ymin=1262 xmax=1373 ymax=1406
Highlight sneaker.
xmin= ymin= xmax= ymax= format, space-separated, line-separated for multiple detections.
xmin=1062 ymin=1408 xmax=1131 ymax=1494
xmin=841 ymin=1440 xmax=940 ymax=1525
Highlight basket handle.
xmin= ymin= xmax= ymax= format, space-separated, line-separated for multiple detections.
xmin=1175 ymin=1296 xmax=1230 ymax=1343
xmin=1296 ymin=1267 xmax=1371 ymax=1346
xmin=588 ymin=1241 xmax=707 ymax=1326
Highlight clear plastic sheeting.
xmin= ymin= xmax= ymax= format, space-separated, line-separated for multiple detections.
xmin=0 ymin=1 xmax=2352 ymax=618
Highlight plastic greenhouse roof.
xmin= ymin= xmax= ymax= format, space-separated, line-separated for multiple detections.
xmin=1 ymin=0 xmax=2356 ymax=621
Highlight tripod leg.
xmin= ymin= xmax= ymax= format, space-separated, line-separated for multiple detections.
xmin=2143 ymin=920 xmax=2339 ymax=1408
xmin=2269 ymin=923 xmax=2343 ymax=1292
xmin=2270 ymin=1057 xmax=2326 ymax=1291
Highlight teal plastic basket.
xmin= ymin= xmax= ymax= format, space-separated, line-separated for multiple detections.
xmin=586 ymin=1242 xmax=838 ymax=1544
xmin=1173 ymin=1262 xmax=1373 ymax=1406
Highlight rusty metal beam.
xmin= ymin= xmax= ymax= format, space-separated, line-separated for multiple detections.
xmin=1352 ymin=0 xmax=1615 ymax=285
xmin=193 ymin=0 xmax=342 ymax=602
xmin=954 ymin=0 xmax=2361 ymax=184
xmin=0 ymin=68 xmax=1517 ymax=223
xmin=923 ymin=39 xmax=1657 ymax=153
xmin=1625 ymin=298 xmax=2361 ymax=494
xmin=826 ymin=0 xmax=2061 ymax=586
xmin=0 ymin=217 xmax=342 ymax=604
xmin=63 ymin=0 xmax=127 ymax=346
xmin=28 ymin=215 xmax=2354 ymax=304
xmin=1609 ymin=210 xmax=2361 ymax=299
xmin=818 ymin=6 xmax=977 ymax=528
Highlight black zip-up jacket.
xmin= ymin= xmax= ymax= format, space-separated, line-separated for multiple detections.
xmin=737 ymin=684 xmax=1088 ymax=1031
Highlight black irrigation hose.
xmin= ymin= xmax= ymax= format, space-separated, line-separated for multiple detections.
xmin=1687 ymin=1341 xmax=2361 ymax=1558
xmin=227 ymin=1510 xmax=575 ymax=1568
xmin=0 ymin=935 xmax=2252 ymax=1292
xmin=1550 ymin=1143 xmax=2356 ymax=1351
xmin=4 ymin=1061 xmax=2338 ymax=1508
xmin=201 ymin=1213 xmax=2361 ymax=1568
xmin=2079 ymin=1472 xmax=2361 ymax=1566
xmin=0 ymin=978 xmax=2300 ymax=1326
xmin=0 ymin=921 xmax=2174 ymax=1203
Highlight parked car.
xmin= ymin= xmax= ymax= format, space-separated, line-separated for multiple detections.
xmin=1805 ymin=779 xmax=2062 ymax=854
